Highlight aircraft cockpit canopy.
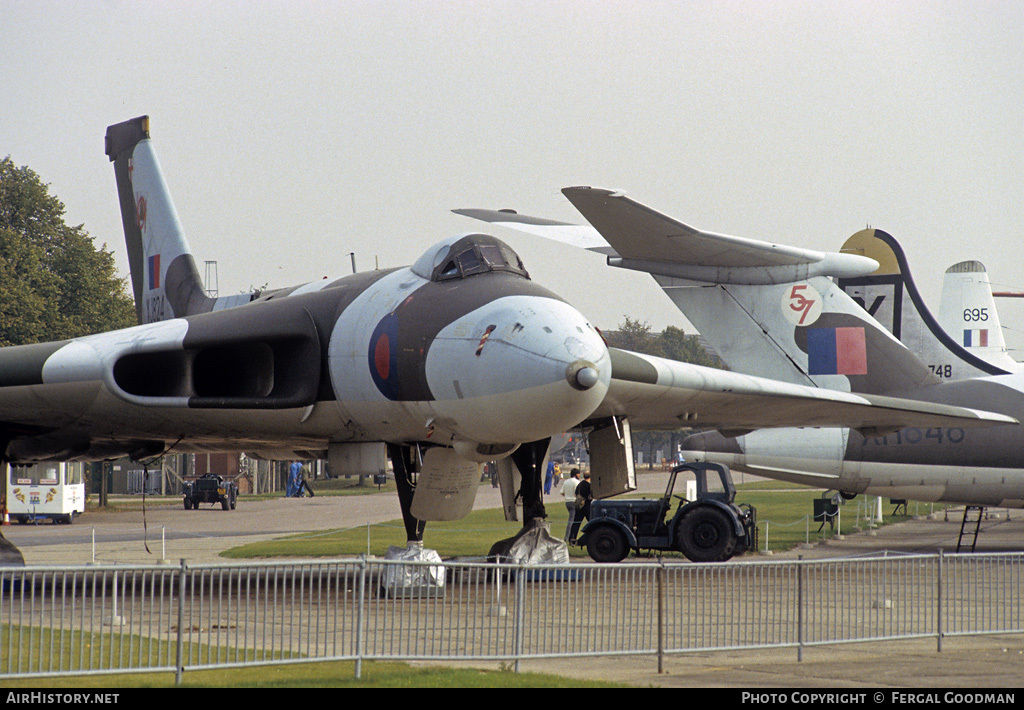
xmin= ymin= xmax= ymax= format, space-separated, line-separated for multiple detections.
xmin=412 ymin=234 xmax=530 ymax=283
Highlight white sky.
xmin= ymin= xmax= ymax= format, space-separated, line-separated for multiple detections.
xmin=3 ymin=1 xmax=1023 ymax=350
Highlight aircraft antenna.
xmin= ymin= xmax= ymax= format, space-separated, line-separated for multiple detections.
xmin=204 ymin=261 xmax=219 ymax=297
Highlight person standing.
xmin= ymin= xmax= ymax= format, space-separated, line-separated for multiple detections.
xmin=569 ymin=471 xmax=593 ymax=543
xmin=561 ymin=468 xmax=581 ymax=541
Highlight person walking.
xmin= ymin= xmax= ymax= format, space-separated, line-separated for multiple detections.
xmin=287 ymin=461 xmax=301 ymax=497
xmin=299 ymin=462 xmax=315 ymax=497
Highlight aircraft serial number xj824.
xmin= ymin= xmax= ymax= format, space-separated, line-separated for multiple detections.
xmin=0 ymin=117 xmax=1015 ymax=563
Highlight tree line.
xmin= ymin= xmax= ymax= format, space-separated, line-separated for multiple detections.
xmin=601 ymin=316 xmax=724 ymax=467
xmin=0 ymin=157 xmax=135 ymax=346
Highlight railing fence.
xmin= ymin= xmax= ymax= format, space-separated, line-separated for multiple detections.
xmin=1 ymin=552 xmax=1021 ymax=684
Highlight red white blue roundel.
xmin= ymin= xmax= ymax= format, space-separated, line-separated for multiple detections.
xmin=368 ymin=313 xmax=400 ymax=399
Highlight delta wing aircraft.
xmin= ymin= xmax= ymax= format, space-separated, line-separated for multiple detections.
xmin=0 ymin=124 xmax=1015 ymax=564
xmin=459 ymin=187 xmax=1024 ymax=510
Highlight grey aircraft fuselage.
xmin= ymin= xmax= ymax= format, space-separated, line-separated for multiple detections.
xmin=0 ymin=234 xmax=611 ymax=464
xmin=686 ymin=371 xmax=1024 ymax=507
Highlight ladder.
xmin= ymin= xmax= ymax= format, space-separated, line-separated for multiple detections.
xmin=957 ymin=506 xmax=985 ymax=553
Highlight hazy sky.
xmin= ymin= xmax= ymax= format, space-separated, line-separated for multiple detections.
xmin=3 ymin=1 xmax=1023 ymax=349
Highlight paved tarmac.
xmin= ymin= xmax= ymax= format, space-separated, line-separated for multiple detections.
xmin=2 ymin=473 xmax=1022 ymax=688
xmin=2 ymin=485 xmax=483 ymax=566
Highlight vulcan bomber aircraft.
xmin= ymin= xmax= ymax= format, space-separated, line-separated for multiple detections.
xmin=0 ymin=122 xmax=1015 ymax=562
xmin=460 ymin=187 xmax=1024 ymax=511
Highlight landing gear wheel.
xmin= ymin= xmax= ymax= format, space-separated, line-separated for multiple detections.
xmin=677 ymin=507 xmax=737 ymax=562
xmin=586 ymin=526 xmax=630 ymax=563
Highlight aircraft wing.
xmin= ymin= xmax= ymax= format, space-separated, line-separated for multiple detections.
xmin=600 ymin=348 xmax=1018 ymax=435
xmin=457 ymin=187 xmax=878 ymax=284
xmin=452 ymin=208 xmax=616 ymax=254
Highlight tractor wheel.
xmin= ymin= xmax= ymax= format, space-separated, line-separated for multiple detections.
xmin=677 ymin=506 xmax=737 ymax=562
xmin=586 ymin=526 xmax=630 ymax=563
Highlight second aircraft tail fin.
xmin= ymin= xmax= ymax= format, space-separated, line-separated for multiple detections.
xmin=937 ymin=260 xmax=1021 ymax=372
xmin=837 ymin=229 xmax=1013 ymax=380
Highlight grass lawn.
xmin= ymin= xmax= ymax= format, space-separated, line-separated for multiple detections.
xmin=0 ymin=657 xmax=626 ymax=688
xmin=220 ymin=478 xmax=943 ymax=560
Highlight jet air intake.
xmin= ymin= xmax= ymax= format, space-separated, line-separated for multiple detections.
xmin=111 ymin=300 xmax=322 ymax=409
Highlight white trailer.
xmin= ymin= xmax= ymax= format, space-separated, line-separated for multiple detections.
xmin=7 ymin=462 xmax=86 ymax=524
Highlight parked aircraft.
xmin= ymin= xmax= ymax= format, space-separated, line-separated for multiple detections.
xmin=458 ymin=187 xmax=1024 ymax=510
xmin=836 ymin=228 xmax=1022 ymax=376
xmin=0 ymin=127 xmax=1015 ymax=568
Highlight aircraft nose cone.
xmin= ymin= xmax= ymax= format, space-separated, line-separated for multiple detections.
xmin=424 ymin=295 xmax=610 ymax=443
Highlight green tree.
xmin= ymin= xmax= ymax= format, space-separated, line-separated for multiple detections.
xmin=657 ymin=325 xmax=722 ymax=369
xmin=603 ymin=316 xmax=664 ymax=357
xmin=603 ymin=317 xmax=724 ymax=467
xmin=603 ymin=317 xmax=721 ymax=368
xmin=0 ymin=157 xmax=135 ymax=345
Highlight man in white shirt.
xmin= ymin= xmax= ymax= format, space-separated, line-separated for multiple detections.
xmin=560 ymin=468 xmax=581 ymax=542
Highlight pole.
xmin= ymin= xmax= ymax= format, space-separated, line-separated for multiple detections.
xmin=175 ymin=559 xmax=186 ymax=685
xmin=657 ymin=563 xmax=665 ymax=673
xmin=797 ymin=556 xmax=804 ymax=662
xmin=937 ymin=550 xmax=944 ymax=653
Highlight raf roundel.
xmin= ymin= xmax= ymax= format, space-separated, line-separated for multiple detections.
xmin=374 ymin=333 xmax=391 ymax=379
xmin=368 ymin=313 xmax=400 ymax=400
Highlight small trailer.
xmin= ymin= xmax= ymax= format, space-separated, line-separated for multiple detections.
xmin=7 ymin=462 xmax=86 ymax=525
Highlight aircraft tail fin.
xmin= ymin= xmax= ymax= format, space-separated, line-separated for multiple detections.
xmin=938 ymin=260 xmax=1020 ymax=371
xmin=105 ymin=116 xmax=214 ymax=324
xmin=659 ymin=270 xmax=943 ymax=395
xmin=547 ymin=190 xmax=942 ymax=394
xmin=837 ymin=229 xmax=1012 ymax=379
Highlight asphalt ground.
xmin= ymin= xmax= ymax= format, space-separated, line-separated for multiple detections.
xmin=2 ymin=472 xmax=1023 ymax=689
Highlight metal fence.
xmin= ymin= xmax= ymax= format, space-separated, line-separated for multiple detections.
xmin=1 ymin=552 xmax=1022 ymax=683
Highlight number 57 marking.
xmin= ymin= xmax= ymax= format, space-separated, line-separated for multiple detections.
xmin=789 ymin=284 xmax=816 ymax=324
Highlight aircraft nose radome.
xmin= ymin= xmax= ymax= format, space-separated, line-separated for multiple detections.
xmin=425 ymin=296 xmax=610 ymax=443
